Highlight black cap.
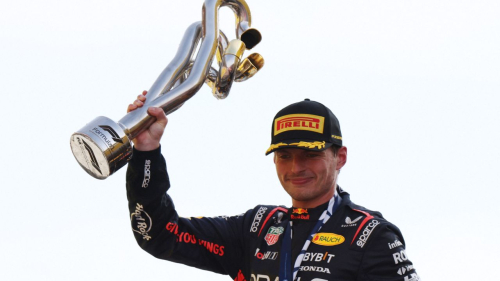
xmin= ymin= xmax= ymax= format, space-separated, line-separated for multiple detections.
xmin=265 ymin=99 xmax=342 ymax=155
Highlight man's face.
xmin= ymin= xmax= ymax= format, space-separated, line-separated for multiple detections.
xmin=274 ymin=147 xmax=347 ymax=208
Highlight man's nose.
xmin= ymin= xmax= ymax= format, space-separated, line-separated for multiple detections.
xmin=290 ymin=156 xmax=306 ymax=173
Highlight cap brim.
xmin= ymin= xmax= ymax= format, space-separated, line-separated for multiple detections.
xmin=265 ymin=139 xmax=333 ymax=155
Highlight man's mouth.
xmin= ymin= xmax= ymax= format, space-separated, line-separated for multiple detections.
xmin=288 ymin=177 xmax=313 ymax=185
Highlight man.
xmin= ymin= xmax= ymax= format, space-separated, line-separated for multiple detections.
xmin=126 ymin=92 xmax=419 ymax=281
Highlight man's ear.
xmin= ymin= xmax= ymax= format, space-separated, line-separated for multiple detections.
xmin=336 ymin=146 xmax=347 ymax=170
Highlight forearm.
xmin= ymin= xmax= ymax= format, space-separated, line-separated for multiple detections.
xmin=125 ymin=146 xmax=243 ymax=275
xmin=126 ymin=146 xmax=175 ymax=249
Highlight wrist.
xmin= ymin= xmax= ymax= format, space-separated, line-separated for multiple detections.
xmin=134 ymin=143 xmax=160 ymax=152
xmin=130 ymin=145 xmax=162 ymax=163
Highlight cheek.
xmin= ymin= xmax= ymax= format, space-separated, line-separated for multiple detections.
xmin=275 ymin=164 xmax=286 ymax=179
xmin=327 ymin=167 xmax=337 ymax=183
xmin=316 ymin=162 xmax=334 ymax=181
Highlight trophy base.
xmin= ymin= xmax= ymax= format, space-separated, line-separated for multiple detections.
xmin=70 ymin=116 xmax=132 ymax=179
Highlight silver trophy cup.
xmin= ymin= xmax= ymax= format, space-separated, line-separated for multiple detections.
xmin=70 ymin=0 xmax=264 ymax=179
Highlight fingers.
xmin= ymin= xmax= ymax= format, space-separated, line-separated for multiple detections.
xmin=127 ymin=91 xmax=148 ymax=113
xmin=133 ymin=99 xmax=144 ymax=108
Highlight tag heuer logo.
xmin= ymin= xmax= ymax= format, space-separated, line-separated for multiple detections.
xmin=264 ymin=226 xmax=284 ymax=246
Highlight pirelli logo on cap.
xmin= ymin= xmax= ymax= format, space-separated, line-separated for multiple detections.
xmin=274 ymin=114 xmax=325 ymax=136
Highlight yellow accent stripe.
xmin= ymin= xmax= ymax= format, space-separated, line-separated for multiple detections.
xmin=266 ymin=142 xmax=289 ymax=153
xmin=266 ymin=141 xmax=326 ymax=154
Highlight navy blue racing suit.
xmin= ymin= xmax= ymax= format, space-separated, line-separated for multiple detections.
xmin=127 ymin=147 xmax=420 ymax=281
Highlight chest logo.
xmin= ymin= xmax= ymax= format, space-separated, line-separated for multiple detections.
xmin=264 ymin=226 xmax=284 ymax=246
xmin=293 ymin=208 xmax=308 ymax=214
xmin=312 ymin=233 xmax=345 ymax=246
xmin=291 ymin=208 xmax=310 ymax=220
xmin=346 ymin=216 xmax=362 ymax=224
xmin=342 ymin=215 xmax=363 ymax=227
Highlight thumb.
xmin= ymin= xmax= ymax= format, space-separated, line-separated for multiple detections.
xmin=147 ymin=107 xmax=168 ymax=127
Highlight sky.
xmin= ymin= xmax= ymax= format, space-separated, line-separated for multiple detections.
xmin=1 ymin=0 xmax=499 ymax=280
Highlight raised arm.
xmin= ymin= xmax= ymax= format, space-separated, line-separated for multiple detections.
xmin=125 ymin=92 xmax=248 ymax=278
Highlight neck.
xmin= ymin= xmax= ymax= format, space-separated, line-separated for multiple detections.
xmin=292 ymin=186 xmax=336 ymax=208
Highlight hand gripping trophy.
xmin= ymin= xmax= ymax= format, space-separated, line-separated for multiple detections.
xmin=70 ymin=0 xmax=264 ymax=179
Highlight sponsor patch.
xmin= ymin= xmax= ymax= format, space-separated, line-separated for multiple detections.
xmin=293 ymin=208 xmax=308 ymax=215
xmin=388 ymin=238 xmax=403 ymax=249
xmin=291 ymin=214 xmax=310 ymax=220
xmin=345 ymin=216 xmax=362 ymax=224
xmin=291 ymin=208 xmax=310 ymax=220
xmin=299 ymin=266 xmax=331 ymax=274
xmin=342 ymin=215 xmax=363 ymax=227
xmin=312 ymin=233 xmax=345 ymax=246
xmin=302 ymin=252 xmax=335 ymax=263
xmin=397 ymin=265 xmax=414 ymax=275
xmin=264 ymin=226 xmax=284 ymax=246
xmin=251 ymin=207 xmax=267 ymax=233
xmin=142 ymin=159 xmax=151 ymax=188
xmin=356 ymin=220 xmax=380 ymax=248
xmin=393 ymin=249 xmax=408 ymax=264
xmin=404 ymin=273 xmax=420 ymax=281
xmin=131 ymin=203 xmax=152 ymax=240
xmin=274 ymin=114 xmax=325 ymax=136
xmin=254 ymin=248 xmax=279 ymax=260
xmin=165 ymin=222 xmax=225 ymax=256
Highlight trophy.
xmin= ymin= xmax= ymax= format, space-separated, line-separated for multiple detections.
xmin=70 ymin=0 xmax=264 ymax=179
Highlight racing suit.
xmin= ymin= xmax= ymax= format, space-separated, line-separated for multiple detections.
xmin=127 ymin=147 xmax=419 ymax=281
